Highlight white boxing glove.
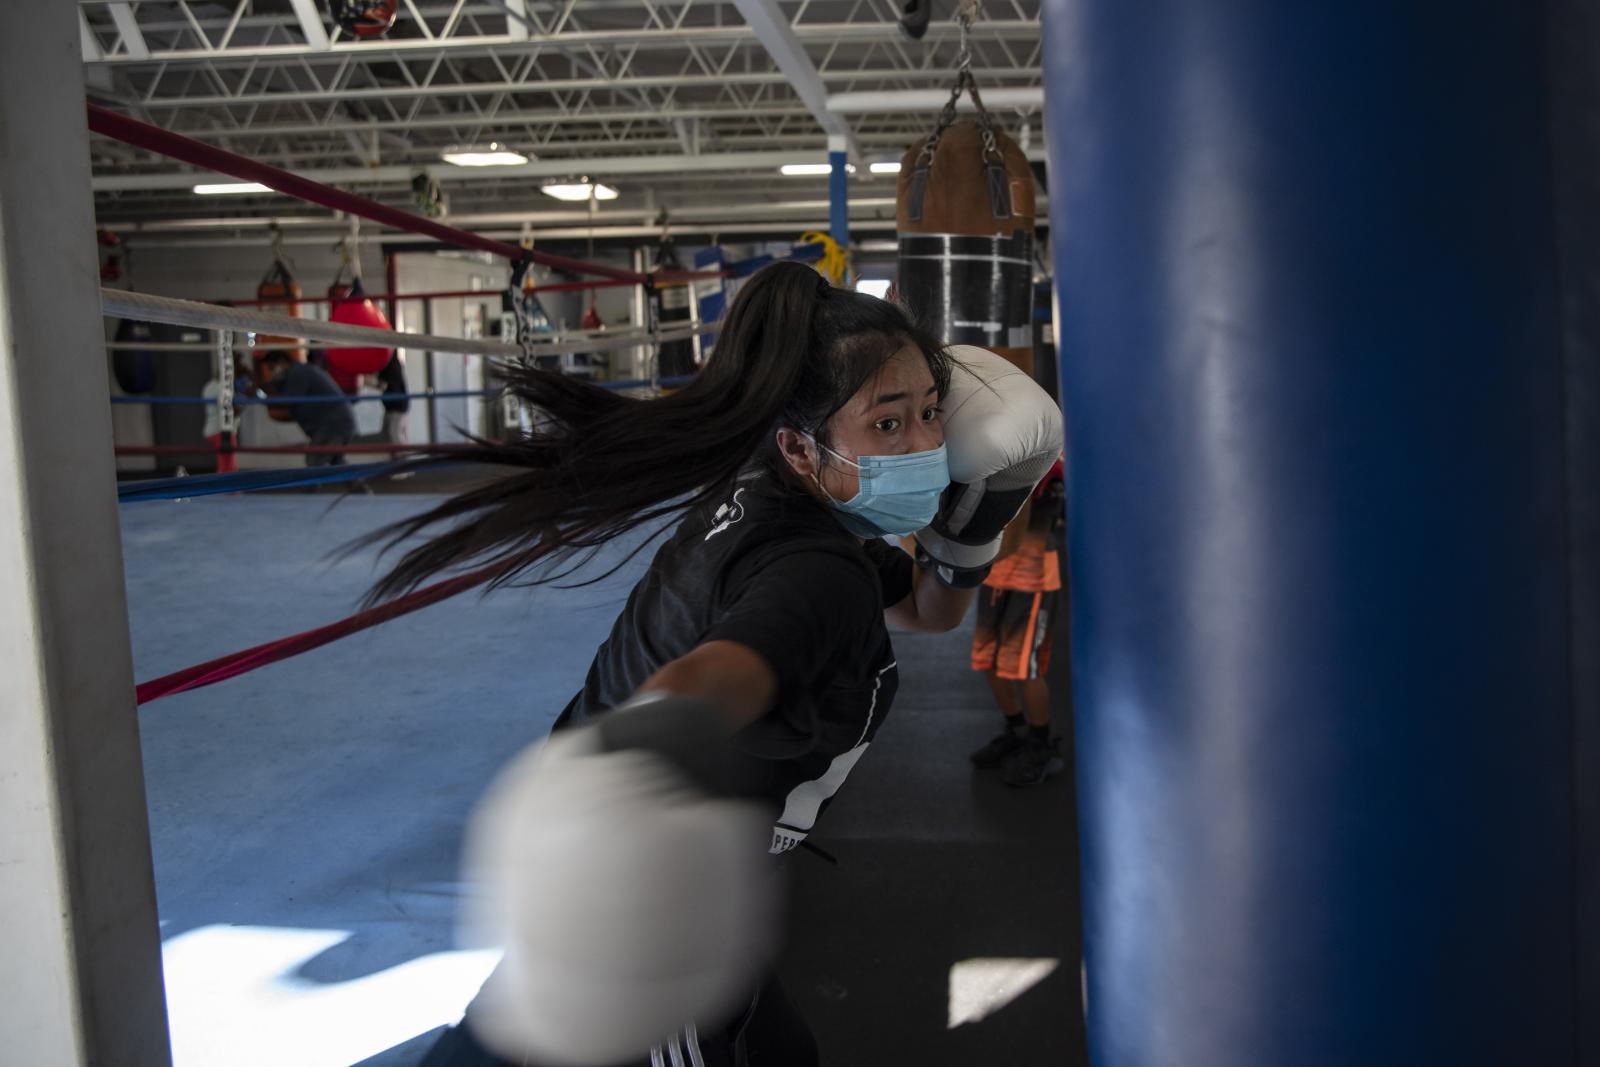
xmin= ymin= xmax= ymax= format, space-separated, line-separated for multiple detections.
xmin=461 ymin=695 xmax=778 ymax=1067
xmin=915 ymin=344 xmax=1064 ymax=587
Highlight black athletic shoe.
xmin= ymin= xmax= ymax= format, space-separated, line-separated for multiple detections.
xmin=1004 ymin=737 xmax=1064 ymax=787
xmin=970 ymin=729 xmax=1025 ymax=768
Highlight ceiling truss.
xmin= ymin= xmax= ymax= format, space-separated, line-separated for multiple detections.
xmin=80 ymin=1 xmax=1044 ymax=238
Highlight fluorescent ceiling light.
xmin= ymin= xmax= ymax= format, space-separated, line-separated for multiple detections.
xmin=540 ymin=182 xmax=619 ymax=201
xmin=780 ymin=163 xmax=857 ymax=176
xmin=193 ymin=182 xmax=271 ymax=195
xmin=869 ymin=161 xmax=902 ymax=174
xmin=442 ymin=147 xmax=530 ymax=167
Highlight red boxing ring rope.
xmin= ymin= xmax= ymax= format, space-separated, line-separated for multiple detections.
xmin=115 ymin=443 xmax=485 ymax=456
xmin=87 ymin=103 xmax=647 ymax=284
xmin=135 ymin=559 xmax=515 ymax=704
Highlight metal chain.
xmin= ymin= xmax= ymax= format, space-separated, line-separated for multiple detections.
xmin=267 ymin=221 xmax=293 ymax=275
xmin=955 ymin=0 xmax=975 ymax=77
xmin=916 ymin=0 xmax=1002 ymax=170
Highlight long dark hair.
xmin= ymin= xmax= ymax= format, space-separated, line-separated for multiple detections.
xmin=361 ymin=260 xmax=951 ymax=604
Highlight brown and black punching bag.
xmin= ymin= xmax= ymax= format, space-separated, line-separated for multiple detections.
xmin=897 ymin=111 xmax=1040 ymax=555
xmin=896 ymin=117 xmax=1037 ymax=378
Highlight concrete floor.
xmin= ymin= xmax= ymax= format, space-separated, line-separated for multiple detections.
xmin=121 ymin=492 xmax=1085 ymax=1067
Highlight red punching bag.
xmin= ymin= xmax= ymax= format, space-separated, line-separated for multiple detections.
xmin=326 ymin=278 xmax=394 ymax=394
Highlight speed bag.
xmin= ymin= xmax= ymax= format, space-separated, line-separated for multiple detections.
xmin=326 ymin=282 xmax=394 ymax=389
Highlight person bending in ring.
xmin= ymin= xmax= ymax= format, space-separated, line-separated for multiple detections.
xmin=258 ymin=350 xmax=356 ymax=467
xmin=364 ymin=261 xmax=1062 ymax=1067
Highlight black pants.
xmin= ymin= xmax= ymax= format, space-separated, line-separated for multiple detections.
xmin=419 ymin=975 xmax=819 ymax=1067
xmin=305 ymin=422 xmax=353 ymax=467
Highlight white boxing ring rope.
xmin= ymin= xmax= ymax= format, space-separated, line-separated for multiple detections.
xmin=100 ymin=288 xmax=722 ymax=360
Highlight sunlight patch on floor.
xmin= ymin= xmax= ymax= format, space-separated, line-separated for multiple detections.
xmin=947 ymin=957 xmax=1060 ymax=1029
xmin=163 ymin=924 xmax=500 ymax=1067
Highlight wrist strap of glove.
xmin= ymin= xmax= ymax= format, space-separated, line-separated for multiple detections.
xmin=913 ymin=539 xmax=993 ymax=589
xmin=596 ymin=693 xmax=762 ymax=798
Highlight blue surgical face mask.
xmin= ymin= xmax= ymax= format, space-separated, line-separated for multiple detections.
xmin=809 ymin=437 xmax=951 ymax=538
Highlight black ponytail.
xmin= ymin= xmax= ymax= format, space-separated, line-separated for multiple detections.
xmin=360 ymin=260 xmax=949 ymax=604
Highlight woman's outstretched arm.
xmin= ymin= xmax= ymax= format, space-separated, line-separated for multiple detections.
xmin=635 ymin=639 xmax=777 ymax=731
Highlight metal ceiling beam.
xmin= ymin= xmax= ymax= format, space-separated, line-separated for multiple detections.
xmin=169 ymin=103 xmax=815 ymax=138
xmin=97 ymin=197 xmax=926 ymax=232
xmin=91 ymin=149 xmax=838 ymax=192
xmin=80 ymin=20 xmax=1040 ymax=65
xmin=131 ymin=67 xmax=1033 ymax=110
xmin=91 ymin=132 xmax=1047 ymax=192
xmin=828 ymin=87 xmax=1046 ymax=113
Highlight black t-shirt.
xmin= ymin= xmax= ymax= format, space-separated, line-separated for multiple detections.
xmin=557 ymin=474 xmax=915 ymax=855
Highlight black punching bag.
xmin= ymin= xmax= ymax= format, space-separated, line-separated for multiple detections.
xmin=651 ymin=238 xmax=694 ymax=379
xmin=110 ymin=317 xmax=158 ymax=395
xmin=1043 ymin=1 xmax=1600 ymax=1065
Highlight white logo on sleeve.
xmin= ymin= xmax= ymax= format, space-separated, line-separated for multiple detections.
xmin=704 ymin=488 xmax=747 ymax=541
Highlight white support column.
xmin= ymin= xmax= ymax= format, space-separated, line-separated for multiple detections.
xmin=286 ymin=0 xmax=332 ymax=50
xmin=78 ymin=9 xmax=103 ymax=63
xmin=503 ymin=0 xmax=531 ymax=40
xmin=105 ymin=2 xmax=150 ymax=60
xmin=731 ymin=0 xmax=860 ymax=161
xmin=0 ymin=3 xmax=171 ymax=1065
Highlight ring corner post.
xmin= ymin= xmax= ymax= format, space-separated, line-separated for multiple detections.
xmin=0 ymin=2 xmax=172 ymax=1064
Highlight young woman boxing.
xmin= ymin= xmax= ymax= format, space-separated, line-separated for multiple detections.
xmin=369 ymin=261 xmax=1062 ymax=1067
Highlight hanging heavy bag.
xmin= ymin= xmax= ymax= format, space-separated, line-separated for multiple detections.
xmin=896 ymin=117 xmax=1037 ymax=378
xmin=255 ymin=256 xmax=306 ymax=362
xmin=326 ymin=277 xmax=395 ymax=394
xmin=111 ymin=317 xmax=160 ymax=395
xmin=253 ymin=248 xmax=307 ymax=422
xmin=896 ymin=53 xmax=1042 ymax=559
xmin=650 ymin=238 xmax=695 ymax=379
xmin=895 ymin=2 xmax=1036 ymax=373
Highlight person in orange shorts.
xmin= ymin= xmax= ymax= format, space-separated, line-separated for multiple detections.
xmin=969 ymin=456 xmax=1066 ymax=786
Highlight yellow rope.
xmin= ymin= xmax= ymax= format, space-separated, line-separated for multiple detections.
xmin=800 ymin=231 xmax=851 ymax=287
